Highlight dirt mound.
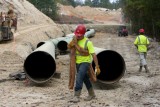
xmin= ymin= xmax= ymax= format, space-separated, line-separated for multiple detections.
xmin=0 ymin=0 xmax=55 ymax=27
xmin=58 ymin=4 xmax=122 ymax=24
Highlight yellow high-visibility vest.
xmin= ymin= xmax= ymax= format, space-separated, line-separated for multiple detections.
xmin=76 ymin=37 xmax=95 ymax=64
xmin=134 ymin=35 xmax=150 ymax=52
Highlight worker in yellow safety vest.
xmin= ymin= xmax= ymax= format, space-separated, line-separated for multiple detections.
xmin=134 ymin=28 xmax=150 ymax=73
xmin=69 ymin=24 xmax=100 ymax=103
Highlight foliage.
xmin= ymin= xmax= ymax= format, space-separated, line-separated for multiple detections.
xmin=85 ymin=0 xmax=92 ymax=6
xmin=28 ymin=0 xmax=58 ymax=20
xmin=55 ymin=0 xmax=76 ymax=7
xmin=121 ymin=0 xmax=160 ymax=40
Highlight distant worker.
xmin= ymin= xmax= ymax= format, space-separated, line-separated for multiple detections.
xmin=134 ymin=28 xmax=150 ymax=73
xmin=68 ymin=24 xmax=100 ymax=103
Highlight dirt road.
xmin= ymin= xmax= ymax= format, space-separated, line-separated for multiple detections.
xmin=0 ymin=30 xmax=160 ymax=106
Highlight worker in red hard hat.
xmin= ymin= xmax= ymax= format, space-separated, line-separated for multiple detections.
xmin=134 ymin=28 xmax=150 ymax=73
xmin=68 ymin=24 xmax=100 ymax=103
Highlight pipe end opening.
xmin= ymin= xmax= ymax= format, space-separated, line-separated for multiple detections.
xmin=24 ymin=51 xmax=56 ymax=83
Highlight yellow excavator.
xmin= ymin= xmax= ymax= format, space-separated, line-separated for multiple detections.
xmin=0 ymin=10 xmax=17 ymax=42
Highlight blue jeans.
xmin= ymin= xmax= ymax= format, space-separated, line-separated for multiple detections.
xmin=75 ymin=63 xmax=92 ymax=91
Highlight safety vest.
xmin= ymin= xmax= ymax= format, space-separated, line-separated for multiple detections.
xmin=76 ymin=39 xmax=89 ymax=56
xmin=134 ymin=35 xmax=150 ymax=52
xmin=75 ymin=37 xmax=95 ymax=64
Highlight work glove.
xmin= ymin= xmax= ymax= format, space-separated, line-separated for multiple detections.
xmin=68 ymin=40 xmax=75 ymax=49
xmin=67 ymin=36 xmax=77 ymax=49
xmin=95 ymin=66 xmax=101 ymax=76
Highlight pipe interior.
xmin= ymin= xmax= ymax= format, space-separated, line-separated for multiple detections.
xmin=57 ymin=41 xmax=68 ymax=51
xmin=92 ymin=50 xmax=125 ymax=83
xmin=37 ymin=42 xmax=45 ymax=48
xmin=24 ymin=51 xmax=56 ymax=82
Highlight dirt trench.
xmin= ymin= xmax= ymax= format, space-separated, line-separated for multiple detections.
xmin=0 ymin=25 xmax=160 ymax=106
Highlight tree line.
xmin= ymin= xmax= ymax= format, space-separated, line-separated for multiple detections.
xmin=120 ymin=0 xmax=160 ymax=40
xmin=27 ymin=0 xmax=160 ymax=40
xmin=27 ymin=0 xmax=117 ymax=21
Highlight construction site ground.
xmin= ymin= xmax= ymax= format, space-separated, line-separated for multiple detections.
xmin=0 ymin=31 xmax=160 ymax=106
xmin=0 ymin=0 xmax=160 ymax=107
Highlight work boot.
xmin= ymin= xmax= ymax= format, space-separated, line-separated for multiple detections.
xmin=138 ymin=66 xmax=143 ymax=72
xmin=84 ymin=88 xmax=96 ymax=101
xmin=69 ymin=90 xmax=81 ymax=103
xmin=144 ymin=65 xmax=150 ymax=73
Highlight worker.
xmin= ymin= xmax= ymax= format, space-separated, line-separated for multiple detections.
xmin=134 ymin=28 xmax=150 ymax=73
xmin=69 ymin=24 xmax=100 ymax=103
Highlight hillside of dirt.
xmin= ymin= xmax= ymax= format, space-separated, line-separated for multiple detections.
xmin=0 ymin=0 xmax=160 ymax=107
xmin=58 ymin=3 xmax=122 ymax=24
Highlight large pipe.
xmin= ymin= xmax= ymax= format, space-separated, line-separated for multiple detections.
xmin=92 ymin=47 xmax=126 ymax=84
xmin=37 ymin=29 xmax=95 ymax=51
xmin=37 ymin=37 xmax=65 ymax=48
xmin=65 ymin=29 xmax=95 ymax=38
xmin=85 ymin=29 xmax=95 ymax=38
xmin=24 ymin=41 xmax=56 ymax=83
xmin=57 ymin=29 xmax=95 ymax=51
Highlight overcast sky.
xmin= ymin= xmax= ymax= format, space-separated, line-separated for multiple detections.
xmin=109 ymin=0 xmax=117 ymax=3
xmin=78 ymin=0 xmax=117 ymax=3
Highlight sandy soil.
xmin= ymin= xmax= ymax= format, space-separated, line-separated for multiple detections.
xmin=0 ymin=32 xmax=160 ymax=107
xmin=58 ymin=4 xmax=122 ymax=24
xmin=0 ymin=0 xmax=160 ymax=107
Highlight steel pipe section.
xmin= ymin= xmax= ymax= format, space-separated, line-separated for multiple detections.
xmin=57 ymin=29 xmax=95 ymax=51
xmin=36 ymin=29 xmax=95 ymax=51
xmin=85 ymin=29 xmax=95 ymax=38
xmin=92 ymin=47 xmax=126 ymax=84
xmin=37 ymin=41 xmax=46 ymax=48
xmin=57 ymin=37 xmax=72 ymax=51
xmin=37 ymin=38 xmax=62 ymax=48
xmin=24 ymin=41 xmax=56 ymax=83
xmin=65 ymin=29 xmax=95 ymax=38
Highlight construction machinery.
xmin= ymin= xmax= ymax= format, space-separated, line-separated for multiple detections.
xmin=0 ymin=16 xmax=16 ymax=42
xmin=0 ymin=26 xmax=14 ymax=41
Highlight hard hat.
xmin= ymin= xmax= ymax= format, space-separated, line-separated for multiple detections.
xmin=139 ymin=28 xmax=145 ymax=33
xmin=74 ymin=24 xmax=86 ymax=37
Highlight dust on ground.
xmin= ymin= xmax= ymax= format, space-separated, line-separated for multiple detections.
xmin=0 ymin=0 xmax=160 ymax=107
xmin=0 ymin=32 xmax=160 ymax=107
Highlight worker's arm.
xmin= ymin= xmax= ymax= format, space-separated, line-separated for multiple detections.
xmin=134 ymin=37 xmax=138 ymax=49
xmin=91 ymin=53 xmax=100 ymax=75
xmin=91 ymin=53 xmax=99 ymax=67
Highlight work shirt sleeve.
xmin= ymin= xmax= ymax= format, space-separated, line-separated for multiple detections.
xmin=134 ymin=37 xmax=138 ymax=45
xmin=87 ymin=41 xmax=95 ymax=54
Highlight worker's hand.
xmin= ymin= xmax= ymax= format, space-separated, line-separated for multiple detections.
xmin=73 ymin=36 xmax=77 ymax=44
xmin=68 ymin=40 xmax=75 ymax=49
xmin=95 ymin=66 xmax=101 ymax=76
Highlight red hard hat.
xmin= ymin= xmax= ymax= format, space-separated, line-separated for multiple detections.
xmin=74 ymin=24 xmax=86 ymax=37
xmin=139 ymin=28 xmax=145 ymax=33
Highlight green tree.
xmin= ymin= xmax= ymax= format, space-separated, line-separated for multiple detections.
xmin=85 ymin=0 xmax=92 ymax=6
xmin=99 ymin=0 xmax=110 ymax=8
xmin=92 ymin=0 xmax=100 ymax=7
xmin=28 ymin=0 xmax=58 ymax=20
xmin=121 ymin=0 xmax=160 ymax=40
